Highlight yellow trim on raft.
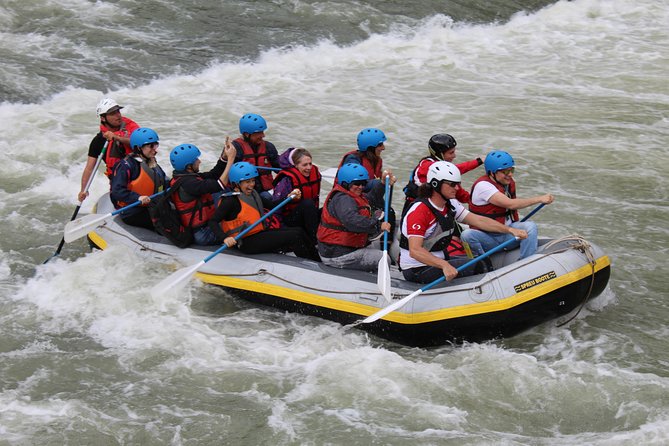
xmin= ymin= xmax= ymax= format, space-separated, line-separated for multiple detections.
xmin=88 ymin=231 xmax=108 ymax=250
xmin=196 ymin=255 xmax=611 ymax=324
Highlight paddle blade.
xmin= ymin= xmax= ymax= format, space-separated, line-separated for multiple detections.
xmin=377 ymin=251 xmax=392 ymax=303
xmin=64 ymin=213 xmax=112 ymax=243
xmin=150 ymin=260 xmax=205 ymax=299
xmin=362 ymin=287 xmax=423 ymax=324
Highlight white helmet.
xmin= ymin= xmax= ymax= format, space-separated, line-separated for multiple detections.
xmin=96 ymin=98 xmax=123 ymax=117
xmin=427 ymin=161 xmax=461 ymax=188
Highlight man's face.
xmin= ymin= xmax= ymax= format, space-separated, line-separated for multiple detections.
xmin=247 ymin=131 xmax=265 ymax=146
xmin=102 ymin=109 xmax=123 ymax=128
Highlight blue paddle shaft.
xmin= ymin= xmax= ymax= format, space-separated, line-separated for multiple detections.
xmin=383 ymin=176 xmax=390 ymax=248
xmin=110 ymin=189 xmax=168 ymax=216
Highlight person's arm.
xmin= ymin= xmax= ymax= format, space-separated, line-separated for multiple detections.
xmin=110 ymin=161 xmax=141 ymax=206
xmin=488 ymin=191 xmax=554 ymax=211
xmin=78 ymin=156 xmax=98 ymax=202
xmin=331 ymin=194 xmax=381 ymax=234
xmin=455 ymin=158 xmax=483 ymax=175
xmin=462 ymin=212 xmax=527 ymax=239
xmin=408 ymin=236 xmax=459 ymax=281
xmin=272 ymin=177 xmax=292 ymax=204
xmin=265 ymin=141 xmax=280 ymax=168
xmin=209 ymin=197 xmax=242 ymax=247
xmin=218 ymin=137 xmax=236 ymax=186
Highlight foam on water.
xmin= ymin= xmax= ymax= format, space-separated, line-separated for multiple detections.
xmin=1 ymin=0 xmax=668 ymax=442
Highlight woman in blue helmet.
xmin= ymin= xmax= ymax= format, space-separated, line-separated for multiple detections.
xmin=460 ymin=150 xmax=554 ymax=260
xmin=110 ymin=127 xmax=168 ymax=230
xmin=338 ymin=127 xmax=397 ymax=242
xmin=316 ymin=163 xmax=392 ymax=271
xmin=208 ymin=162 xmax=320 ymax=261
xmin=169 ymin=138 xmax=236 ymax=245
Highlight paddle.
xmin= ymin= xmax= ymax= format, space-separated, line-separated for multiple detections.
xmin=63 ymin=190 xmax=167 ymax=243
xmin=255 ymin=166 xmax=281 ymax=172
xmin=362 ymin=202 xmax=547 ymax=324
xmin=44 ymin=142 xmax=108 ymax=263
xmin=377 ymin=176 xmax=392 ymax=303
xmin=150 ymin=193 xmax=297 ymax=299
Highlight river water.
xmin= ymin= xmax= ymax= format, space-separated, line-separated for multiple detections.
xmin=1 ymin=0 xmax=668 ymax=444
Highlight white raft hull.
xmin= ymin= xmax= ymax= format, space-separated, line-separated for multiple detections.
xmin=88 ymin=194 xmax=611 ymax=347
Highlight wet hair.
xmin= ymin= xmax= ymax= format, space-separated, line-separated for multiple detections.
xmin=417 ymin=183 xmax=434 ymax=198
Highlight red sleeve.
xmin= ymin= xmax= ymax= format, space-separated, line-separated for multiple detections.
xmin=415 ymin=159 xmax=434 ymax=184
xmin=456 ymin=158 xmax=482 ymax=175
xmin=455 ymin=187 xmax=470 ymax=204
xmin=405 ymin=203 xmax=435 ymax=238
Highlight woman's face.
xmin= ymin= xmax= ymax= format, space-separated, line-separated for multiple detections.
xmin=140 ymin=142 xmax=159 ymax=159
xmin=238 ymin=178 xmax=256 ymax=195
xmin=373 ymin=143 xmax=385 ymax=157
xmin=441 ymin=148 xmax=456 ymax=162
xmin=295 ymin=156 xmax=313 ymax=177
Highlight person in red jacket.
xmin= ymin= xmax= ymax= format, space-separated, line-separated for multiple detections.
xmin=78 ymin=98 xmax=140 ymax=202
xmin=272 ymin=147 xmax=322 ymax=244
xmin=402 ymin=134 xmax=483 ymax=216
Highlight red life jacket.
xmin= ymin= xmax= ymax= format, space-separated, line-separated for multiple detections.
xmin=317 ymin=184 xmax=371 ymax=249
xmin=337 ymin=150 xmax=383 ymax=180
xmin=234 ymin=137 xmax=274 ymax=191
xmin=468 ymin=175 xmax=519 ymax=229
xmin=218 ymin=192 xmax=265 ymax=239
xmin=101 ymin=117 xmax=139 ymax=177
xmin=170 ymin=175 xmax=216 ymax=229
xmin=272 ymin=165 xmax=321 ymax=213
xmin=117 ymin=157 xmax=166 ymax=208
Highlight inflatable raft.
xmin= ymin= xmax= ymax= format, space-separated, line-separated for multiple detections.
xmin=86 ymin=194 xmax=611 ymax=347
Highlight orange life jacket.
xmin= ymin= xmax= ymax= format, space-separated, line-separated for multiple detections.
xmin=101 ymin=117 xmax=139 ymax=177
xmin=218 ymin=191 xmax=265 ymax=239
xmin=170 ymin=175 xmax=216 ymax=229
xmin=317 ymin=184 xmax=371 ymax=249
xmin=234 ymin=137 xmax=274 ymax=191
xmin=117 ymin=157 xmax=166 ymax=207
xmin=468 ymin=175 xmax=519 ymax=229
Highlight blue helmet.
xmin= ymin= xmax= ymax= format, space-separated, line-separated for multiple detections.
xmin=239 ymin=113 xmax=268 ymax=135
xmin=229 ymin=162 xmax=259 ymax=184
xmin=484 ymin=150 xmax=515 ymax=174
xmin=130 ymin=127 xmax=159 ymax=152
xmin=356 ymin=128 xmax=386 ymax=152
xmin=170 ymin=143 xmax=201 ymax=171
xmin=337 ymin=163 xmax=369 ymax=186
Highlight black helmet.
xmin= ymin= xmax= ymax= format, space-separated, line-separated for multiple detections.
xmin=428 ymin=134 xmax=457 ymax=160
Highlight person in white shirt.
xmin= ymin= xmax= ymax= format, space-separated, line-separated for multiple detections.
xmin=461 ymin=150 xmax=554 ymax=260
xmin=400 ymin=161 xmax=527 ymax=284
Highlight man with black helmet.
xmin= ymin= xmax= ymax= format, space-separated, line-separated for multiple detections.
xmin=402 ymin=134 xmax=483 ymax=216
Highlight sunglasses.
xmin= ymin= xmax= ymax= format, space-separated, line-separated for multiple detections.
xmin=350 ymin=180 xmax=368 ymax=187
xmin=498 ymin=167 xmax=515 ymax=175
xmin=442 ymin=180 xmax=460 ymax=188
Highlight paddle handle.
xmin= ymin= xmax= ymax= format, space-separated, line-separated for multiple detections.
xmin=203 ymin=193 xmax=296 ymax=263
xmin=110 ymin=189 xmax=168 ymax=216
xmin=382 ymin=176 xmax=390 ymax=249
